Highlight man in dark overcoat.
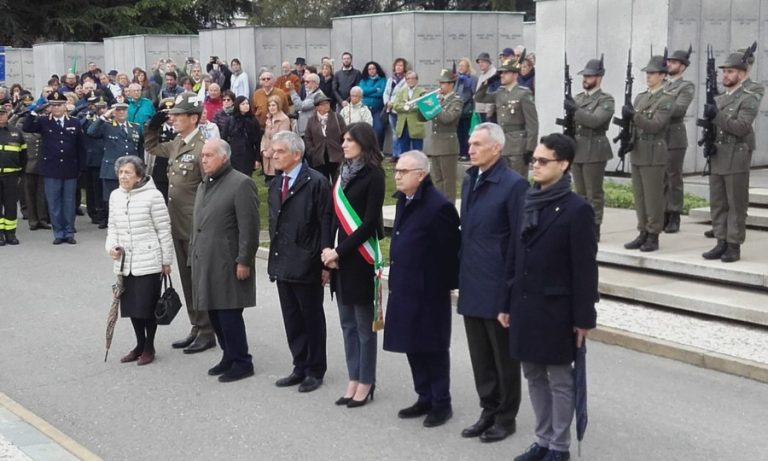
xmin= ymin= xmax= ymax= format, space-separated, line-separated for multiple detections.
xmin=383 ymin=150 xmax=460 ymax=428
xmin=458 ymin=122 xmax=528 ymax=443
xmin=191 ymin=138 xmax=260 ymax=383
xmin=500 ymin=133 xmax=597 ymax=461
xmin=268 ymin=131 xmax=332 ymax=393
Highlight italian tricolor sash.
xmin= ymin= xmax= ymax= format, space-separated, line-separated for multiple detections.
xmin=333 ymin=178 xmax=385 ymax=331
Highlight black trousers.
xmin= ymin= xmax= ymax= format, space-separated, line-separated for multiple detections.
xmin=85 ymin=167 xmax=105 ymax=222
xmin=209 ymin=309 xmax=252 ymax=369
xmin=0 ymin=173 xmax=19 ymax=231
xmin=276 ymin=281 xmax=327 ymax=378
xmin=23 ymin=173 xmax=48 ymax=227
xmin=463 ymin=316 xmax=521 ymax=429
xmin=407 ymin=350 xmax=451 ymax=410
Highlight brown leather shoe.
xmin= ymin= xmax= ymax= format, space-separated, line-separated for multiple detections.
xmin=120 ymin=350 xmax=142 ymax=363
xmin=137 ymin=351 xmax=155 ymax=366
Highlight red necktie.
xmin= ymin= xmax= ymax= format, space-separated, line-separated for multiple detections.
xmin=281 ymin=176 xmax=290 ymax=201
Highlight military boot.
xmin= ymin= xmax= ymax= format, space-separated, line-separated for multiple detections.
xmin=4 ymin=230 xmax=19 ymax=245
xmin=663 ymin=212 xmax=670 ymax=229
xmin=664 ymin=212 xmax=680 ymax=233
xmin=0 ymin=232 xmax=5 ymax=246
xmin=623 ymin=232 xmax=647 ymax=250
xmin=720 ymin=243 xmax=740 ymax=263
xmin=704 ymin=229 xmax=715 ymax=238
xmin=702 ymin=240 xmax=727 ymax=260
xmin=639 ymin=233 xmax=659 ymax=252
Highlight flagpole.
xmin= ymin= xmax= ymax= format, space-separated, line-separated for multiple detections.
xmin=403 ymin=89 xmax=440 ymax=110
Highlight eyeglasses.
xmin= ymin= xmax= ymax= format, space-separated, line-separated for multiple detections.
xmin=394 ymin=168 xmax=424 ymax=176
xmin=531 ymin=156 xmax=563 ymax=166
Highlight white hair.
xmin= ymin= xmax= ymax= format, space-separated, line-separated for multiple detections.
xmin=472 ymin=122 xmax=506 ymax=149
xmin=207 ymin=139 xmax=232 ymax=160
xmin=400 ymin=150 xmax=431 ymax=174
xmin=272 ymin=131 xmax=305 ymax=154
xmin=350 ymin=86 xmax=363 ymax=96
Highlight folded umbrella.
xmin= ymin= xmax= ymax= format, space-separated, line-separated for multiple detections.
xmin=573 ymin=339 xmax=588 ymax=456
xmin=105 ymin=252 xmax=126 ymax=362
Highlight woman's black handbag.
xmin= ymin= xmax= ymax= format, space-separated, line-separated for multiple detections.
xmin=154 ymin=274 xmax=182 ymax=325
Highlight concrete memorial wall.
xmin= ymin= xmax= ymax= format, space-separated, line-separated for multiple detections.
xmin=523 ymin=21 xmax=536 ymax=52
xmin=199 ymin=27 xmax=331 ymax=93
xmin=32 ymin=42 xmax=103 ymax=98
xmin=331 ymin=12 xmax=525 ymax=88
xmin=103 ymin=35 xmax=199 ymax=78
xmin=536 ymin=0 xmax=768 ymax=173
xmin=3 ymin=48 xmax=35 ymax=93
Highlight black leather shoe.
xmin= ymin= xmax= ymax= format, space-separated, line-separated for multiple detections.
xmin=624 ymin=231 xmax=648 ymax=250
xmin=275 ymin=372 xmax=305 ymax=387
xmin=704 ymin=229 xmax=715 ymax=238
xmin=664 ymin=212 xmax=680 ymax=233
xmin=721 ymin=243 xmax=740 ymax=263
xmin=702 ymin=240 xmax=727 ymax=260
xmin=218 ymin=365 xmax=254 ymax=383
xmin=98 ymin=221 xmax=108 ymax=229
xmin=65 ymin=237 xmax=77 ymax=244
xmin=184 ymin=336 xmax=216 ymax=354
xmin=38 ymin=222 xmax=52 ymax=230
xmin=208 ymin=361 xmax=232 ymax=376
xmin=480 ymin=423 xmax=513 ymax=443
xmin=52 ymin=238 xmax=64 ymax=245
xmin=172 ymin=333 xmax=196 ymax=349
xmin=76 ymin=207 xmax=84 ymax=216
xmin=461 ymin=416 xmax=494 ymax=438
xmin=4 ymin=232 xmax=19 ymax=245
xmin=298 ymin=376 xmax=323 ymax=393
xmin=514 ymin=442 xmax=550 ymax=461
xmin=398 ymin=401 xmax=432 ymax=419
xmin=0 ymin=234 xmax=5 ymax=246
xmin=639 ymin=233 xmax=659 ymax=252
xmin=423 ymin=406 xmax=453 ymax=428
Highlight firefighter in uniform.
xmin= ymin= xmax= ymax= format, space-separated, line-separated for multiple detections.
xmin=145 ymin=92 xmax=216 ymax=353
xmin=663 ymin=47 xmax=695 ymax=234
xmin=622 ymin=55 xmax=674 ymax=252
xmin=10 ymin=92 xmax=49 ymax=231
xmin=424 ymin=69 xmax=463 ymax=202
xmin=564 ymin=56 xmax=614 ymax=241
xmin=701 ymin=51 xmax=761 ymax=263
xmin=0 ymin=105 xmax=27 ymax=245
xmin=475 ymin=54 xmax=538 ymax=178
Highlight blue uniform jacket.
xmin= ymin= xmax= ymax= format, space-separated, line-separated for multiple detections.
xmin=80 ymin=115 xmax=105 ymax=168
xmin=457 ymin=158 xmax=528 ymax=319
xmin=22 ymin=114 xmax=84 ymax=179
xmin=86 ymin=118 xmax=144 ymax=180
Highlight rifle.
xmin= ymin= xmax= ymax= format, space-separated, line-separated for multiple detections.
xmin=555 ymin=53 xmax=576 ymax=139
xmin=611 ymin=48 xmax=634 ymax=176
xmin=696 ymin=45 xmax=718 ymax=176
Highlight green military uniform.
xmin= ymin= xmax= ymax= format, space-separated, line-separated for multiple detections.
xmin=475 ymin=58 xmax=538 ymax=178
xmin=742 ymin=77 xmax=764 ymax=151
xmin=145 ymin=92 xmax=214 ymax=343
xmin=624 ymin=56 xmax=674 ymax=252
xmin=702 ymin=52 xmax=761 ymax=263
xmin=569 ymin=58 xmax=614 ymax=234
xmin=426 ymin=69 xmax=463 ymax=202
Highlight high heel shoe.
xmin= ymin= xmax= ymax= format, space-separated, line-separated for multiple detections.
xmin=335 ymin=396 xmax=352 ymax=406
xmin=346 ymin=384 xmax=375 ymax=408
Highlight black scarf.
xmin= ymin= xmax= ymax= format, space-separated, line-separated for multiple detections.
xmin=521 ymin=174 xmax=572 ymax=240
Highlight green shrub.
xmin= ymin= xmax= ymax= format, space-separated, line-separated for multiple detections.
xmin=603 ymin=180 xmax=708 ymax=215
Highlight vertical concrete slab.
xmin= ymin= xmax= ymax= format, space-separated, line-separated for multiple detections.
xmin=497 ymin=13 xmax=525 ymax=53
xmin=281 ymin=28 xmax=307 ymax=65
xmin=168 ymin=36 xmax=197 ymax=71
xmin=237 ymin=28 xmax=257 ymax=91
xmin=535 ymin=0 xmax=567 ymax=137
xmin=732 ymin=0 xmax=761 ymax=47
xmin=4 ymin=48 xmax=23 ymax=87
xmin=21 ymin=49 xmax=35 ymax=93
xmin=444 ymin=13 xmax=472 ymax=64
xmin=702 ymin=0 xmax=732 ymax=58
xmin=351 ymin=16 xmax=373 ymax=64
xmin=392 ymin=13 xmax=416 ymax=69
xmin=198 ymin=30 xmax=215 ymax=65
xmin=566 ymin=0 xmax=599 ymax=71
xmin=523 ymin=21 xmax=537 ymax=51
xmin=306 ymin=28 xmax=332 ymax=66
xmin=371 ymin=15 xmax=394 ymax=68
xmin=414 ymin=13 xmax=445 ymax=85
xmin=331 ymin=18 xmax=352 ymax=61
xmin=755 ymin=0 xmax=768 ymax=165
xmin=255 ymin=28 xmax=282 ymax=73
xmin=471 ymin=13 xmax=499 ymax=59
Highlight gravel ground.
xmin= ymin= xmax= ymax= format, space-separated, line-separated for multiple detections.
xmin=597 ymin=298 xmax=768 ymax=365
xmin=0 ymin=434 xmax=30 ymax=461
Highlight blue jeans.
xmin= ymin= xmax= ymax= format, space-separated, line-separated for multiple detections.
xmin=43 ymin=177 xmax=77 ymax=240
xmin=389 ymin=113 xmax=401 ymax=158
xmin=371 ymin=108 xmax=386 ymax=152
xmin=337 ymin=301 xmax=377 ymax=384
xmin=397 ymin=123 xmax=424 ymax=154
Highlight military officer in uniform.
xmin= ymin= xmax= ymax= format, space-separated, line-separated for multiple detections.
xmin=147 ymin=98 xmax=176 ymax=203
xmin=10 ymin=93 xmax=49 ymax=231
xmin=425 ymin=69 xmax=463 ymax=202
xmin=564 ymin=56 xmax=614 ymax=240
xmin=475 ymin=54 xmax=538 ymax=178
xmin=700 ymin=51 xmax=760 ymax=263
xmin=622 ymin=55 xmax=674 ymax=252
xmin=145 ymin=92 xmax=216 ymax=353
xmin=663 ymin=47 xmax=696 ymax=234
xmin=0 ymin=105 xmax=27 ymax=245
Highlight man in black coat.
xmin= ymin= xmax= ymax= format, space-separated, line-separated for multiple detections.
xmin=458 ymin=122 xmax=528 ymax=443
xmin=267 ymin=131 xmax=333 ymax=393
xmin=500 ymin=134 xmax=597 ymax=461
xmin=383 ymin=150 xmax=460 ymax=427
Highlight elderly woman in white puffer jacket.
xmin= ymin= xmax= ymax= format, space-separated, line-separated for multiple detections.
xmin=106 ymin=155 xmax=174 ymax=366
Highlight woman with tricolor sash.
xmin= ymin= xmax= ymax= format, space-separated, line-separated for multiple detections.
xmin=321 ymin=123 xmax=386 ymax=408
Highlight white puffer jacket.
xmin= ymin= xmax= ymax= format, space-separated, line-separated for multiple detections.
xmin=105 ymin=176 xmax=174 ymax=276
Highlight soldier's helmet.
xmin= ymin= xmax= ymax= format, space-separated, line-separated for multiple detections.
xmin=719 ymin=52 xmax=749 ymax=71
xmin=668 ymin=46 xmax=693 ymax=67
xmin=578 ymin=56 xmax=605 ymax=76
xmin=168 ymin=92 xmax=203 ymax=114
xmin=497 ymin=51 xmax=525 ymax=74
xmin=437 ymin=69 xmax=457 ymax=83
xmin=642 ymin=55 xmax=669 ymax=74
xmin=47 ymin=91 xmax=68 ymax=104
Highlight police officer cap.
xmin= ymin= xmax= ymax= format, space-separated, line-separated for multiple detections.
xmin=578 ymin=56 xmax=605 ymax=76
xmin=719 ymin=52 xmax=749 ymax=71
xmin=167 ymin=91 xmax=203 ymax=114
xmin=312 ymin=90 xmax=333 ymax=106
xmin=113 ymin=102 xmax=129 ymax=110
xmin=19 ymin=91 xmax=34 ymax=103
xmin=87 ymin=90 xmax=104 ymax=102
xmin=47 ymin=91 xmax=67 ymax=104
xmin=668 ymin=45 xmax=693 ymax=67
xmin=438 ymin=68 xmax=457 ymax=83
xmin=641 ymin=55 xmax=668 ymax=73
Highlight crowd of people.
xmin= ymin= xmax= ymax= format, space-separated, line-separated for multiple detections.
xmin=0 ymin=38 xmax=761 ymax=461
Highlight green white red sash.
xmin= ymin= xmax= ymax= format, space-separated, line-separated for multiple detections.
xmin=333 ymin=178 xmax=384 ymax=331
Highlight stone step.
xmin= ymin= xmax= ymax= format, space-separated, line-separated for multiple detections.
xmin=750 ymin=188 xmax=768 ymax=206
xmin=688 ymin=206 xmax=768 ymax=229
xmin=599 ymin=266 xmax=768 ymax=327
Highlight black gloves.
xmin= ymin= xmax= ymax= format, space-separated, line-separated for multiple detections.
xmin=704 ymin=104 xmax=718 ymax=118
xmin=523 ymin=150 xmax=534 ymax=165
xmin=621 ymin=104 xmax=635 ymax=120
xmin=147 ymin=111 xmax=169 ymax=130
xmin=564 ymin=96 xmax=578 ymax=113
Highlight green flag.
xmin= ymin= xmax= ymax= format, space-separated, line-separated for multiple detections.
xmin=416 ymin=92 xmax=442 ymax=120
xmin=468 ymin=111 xmax=481 ymax=135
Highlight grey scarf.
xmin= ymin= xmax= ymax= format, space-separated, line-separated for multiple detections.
xmin=339 ymin=158 xmax=365 ymax=188
xmin=521 ymin=174 xmax=572 ymax=241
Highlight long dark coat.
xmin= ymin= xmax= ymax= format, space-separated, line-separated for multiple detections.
xmin=191 ymin=165 xmax=260 ymax=311
xmin=267 ymin=161 xmax=333 ymax=284
xmin=222 ymin=113 xmax=261 ymax=176
xmin=383 ymin=176 xmax=460 ymax=353
xmin=457 ymin=158 xmax=528 ymax=320
xmin=330 ymin=164 xmax=385 ymax=305
xmin=506 ymin=192 xmax=598 ymax=365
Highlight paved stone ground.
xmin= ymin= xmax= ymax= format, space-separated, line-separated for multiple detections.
xmin=2 ymin=216 xmax=768 ymax=460
xmin=0 ymin=432 xmax=31 ymax=461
